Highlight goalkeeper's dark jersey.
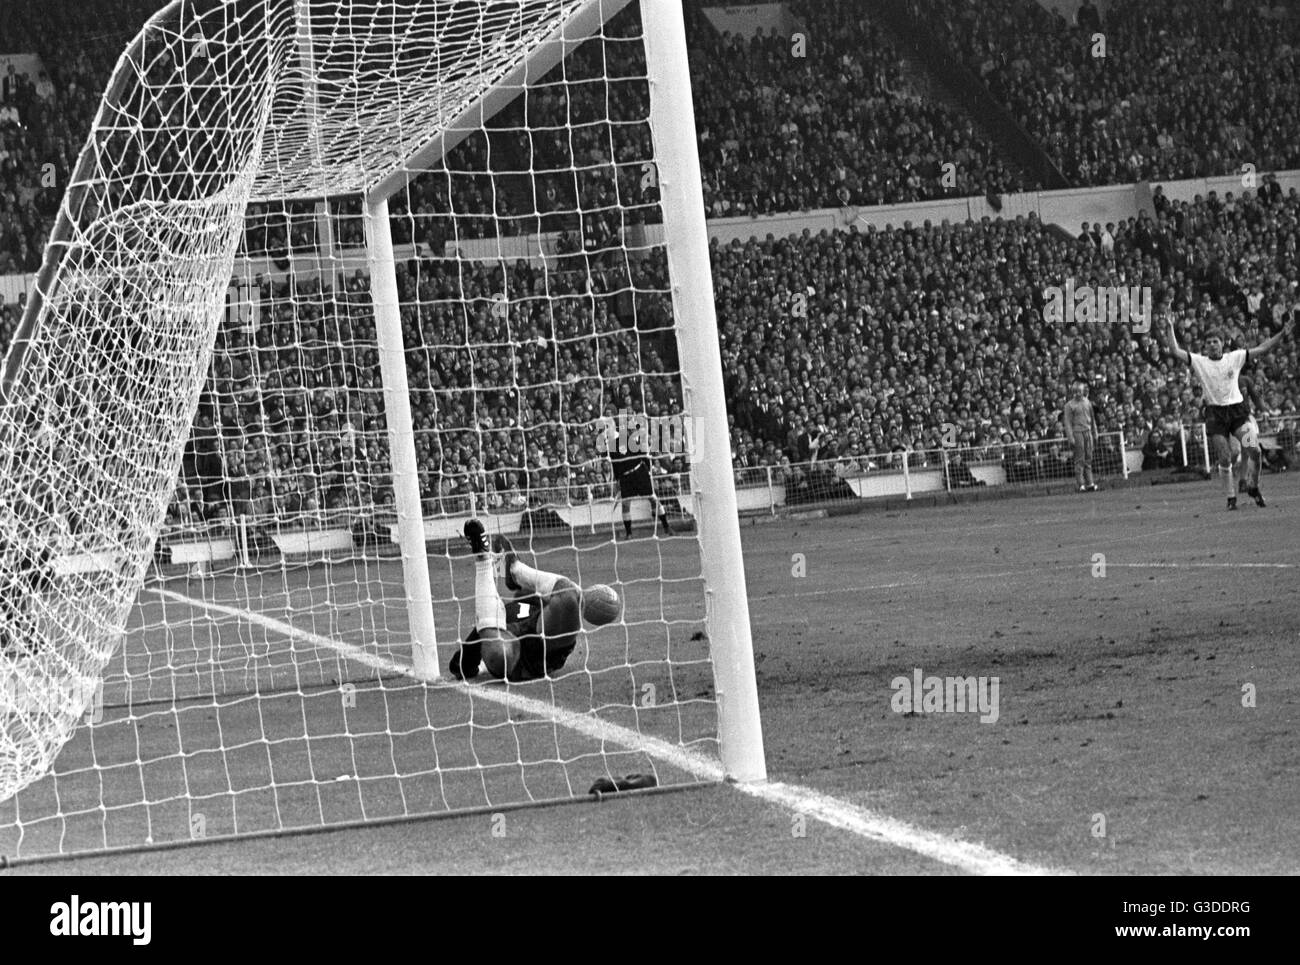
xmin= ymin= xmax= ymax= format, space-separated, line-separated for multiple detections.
xmin=505 ymin=593 xmax=580 ymax=680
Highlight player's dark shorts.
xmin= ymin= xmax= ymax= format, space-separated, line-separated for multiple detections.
xmin=466 ymin=596 xmax=578 ymax=682
xmin=1204 ymin=402 xmax=1251 ymax=439
xmin=615 ymin=462 xmax=654 ymax=498
xmin=513 ymin=627 xmax=577 ymax=681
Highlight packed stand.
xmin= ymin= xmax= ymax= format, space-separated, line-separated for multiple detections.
xmin=717 ymin=184 xmax=1300 ymax=489
xmin=689 ymin=0 xmax=1031 ymax=215
xmin=910 ymin=0 xmax=1300 ymax=186
xmin=166 ymin=249 xmax=684 ymax=532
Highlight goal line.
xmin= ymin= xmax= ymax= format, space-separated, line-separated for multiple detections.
xmin=140 ymin=585 xmax=1054 ymax=876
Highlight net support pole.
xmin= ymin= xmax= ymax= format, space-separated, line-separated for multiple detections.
xmin=642 ymin=0 xmax=765 ymax=783
xmin=365 ymin=197 xmax=439 ymax=680
xmin=1119 ymin=429 xmax=1129 ymax=479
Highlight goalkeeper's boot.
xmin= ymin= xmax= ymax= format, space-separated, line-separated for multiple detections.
xmin=463 ymin=518 xmax=490 ymax=556
xmin=1247 ymin=485 xmax=1266 ymax=508
xmin=492 ymin=534 xmax=521 ymax=592
xmin=1227 ymin=497 xmax=1238 ymax=511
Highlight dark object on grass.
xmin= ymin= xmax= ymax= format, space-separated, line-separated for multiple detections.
xmin=589 ymin=773 xmax=658 ymax=795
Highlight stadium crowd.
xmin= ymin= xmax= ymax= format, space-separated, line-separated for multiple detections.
xmin=150 ymin=178 xmax=1299 ymax=527
xmin=689 ymin=0 xmax=1030 ymax=214
xmin=911 ymin=0 xmax=1300 ymax=186
xmin=0 ymin=0 xmax=1041 ymax=274
xmin=718 ymin=185 xmax=1300 ymax=478
xmin=164 ymin=251 xmax=686 ymax=527
xmin=0 ymin=0 xmax=1298 ymax=530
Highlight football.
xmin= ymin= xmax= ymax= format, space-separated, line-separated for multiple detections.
xmin=581 ymin=584 xmax=622 ymax=627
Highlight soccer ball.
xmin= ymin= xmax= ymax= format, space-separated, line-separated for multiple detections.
xmin=581 ymin=584 xmax=622 ymax=627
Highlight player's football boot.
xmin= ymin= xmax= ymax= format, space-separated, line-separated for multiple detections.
xmin=1247 ymin=486 xmax=1266 ymax=508
xmin=1227 ymin=497 xmax=1238 ymax=511
xmin=492 ymin=534 xmax=521 ymax=592
xmin=1087 ymin=484 xmax=1099 ymax=492
xmin=463 ymin=518 xmax=490 ymax=556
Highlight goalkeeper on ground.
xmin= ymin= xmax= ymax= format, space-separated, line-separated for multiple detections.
xmin=449 ymin=520 xmax=621 ymax=682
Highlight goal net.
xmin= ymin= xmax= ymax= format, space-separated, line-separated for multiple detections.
xmin=0 ymin=0 xmax=763 ymax=862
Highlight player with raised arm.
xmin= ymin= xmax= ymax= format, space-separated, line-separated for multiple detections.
xmin=1163 ymin=318 xmax=1292 ymax=509
xmin=1063 ymin=381 xmax=1099 ymax=493
xmin=449 ymin=520 xmax=621 ymax=682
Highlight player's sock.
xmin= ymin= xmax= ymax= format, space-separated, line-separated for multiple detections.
xmin=492 ymin=534 xmax=521 ymax=591
xmin=509 ymin=559 xmax=560 ymax=600
xmin=1223 ymin=464 xmax=1236 ymax=499
xmin=474 ymin=556 xmax=507 ymax=632
xmin=657 ymin=512 xmax=673 ymax=535
xmin=623 ymin=518 xmax=632 ymax=539
xmin=1246 ymin=449 xmax=1263 ymax=491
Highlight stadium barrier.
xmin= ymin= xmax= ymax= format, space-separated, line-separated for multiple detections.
xmin=138 ymin=431 xmax=1134 ymax=569
xmin=128 ymin=420 xmax=1299 ymax=573
xmin=732 ymin=431 xmax=1131 ymax=513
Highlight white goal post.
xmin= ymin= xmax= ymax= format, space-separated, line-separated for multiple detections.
xmin=0 ymin=0 xmax=764 ymax=861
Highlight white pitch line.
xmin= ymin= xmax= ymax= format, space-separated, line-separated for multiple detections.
xmin=1107 ymin=562 xmax=1297 ymax=569
xmin=147 ymin=585 xmax=1060 ymax=876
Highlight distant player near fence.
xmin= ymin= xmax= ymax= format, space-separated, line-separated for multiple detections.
xmin=1063 ymin=382 xmax=1099 ymax=493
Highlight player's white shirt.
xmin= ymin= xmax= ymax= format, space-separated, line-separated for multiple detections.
xmin=1188 ymin=349 xmax=1247 ymax=406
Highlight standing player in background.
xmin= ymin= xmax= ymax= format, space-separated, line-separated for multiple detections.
xmin=1163 ymin=319 xmax=1292 ymax=510
xmin=608 ymin=446 xmax=672 ymax=540
xmin=1063 ymin=382 xmax=1099 ymax=493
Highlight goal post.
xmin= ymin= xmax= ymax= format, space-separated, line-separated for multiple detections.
xmin=363 ymin=196 xmax=439 ymax=680
xmin=0 ymin=0 xmax=768 ymax=862
xmin=639 ymin=0 xmax=765 ymax=783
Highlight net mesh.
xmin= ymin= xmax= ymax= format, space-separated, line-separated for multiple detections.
xmin=0 ymin=0 xmax=722 ymax=861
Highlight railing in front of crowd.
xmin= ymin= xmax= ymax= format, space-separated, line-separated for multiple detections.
xmin=729 ymin=430 xmax=1131 ymax=515
xmin=144 ymin=421 xmax=1299 ymax=572
xmin=1160 ymin=414 xmax=1298 ymax=475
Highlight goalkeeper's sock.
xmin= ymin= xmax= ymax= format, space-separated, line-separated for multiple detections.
xmin=475 ymin=557 xmax=507 ymax=632
xmin=623 ymin=518 xmax=633 ymax=539
xmin=1224 ymin=464 xmax=1236 ymax=499
xmin=657 ymin=512 xmax=673 ymax=535
xmin=509 ymin=559 xmax=560 ymax=600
